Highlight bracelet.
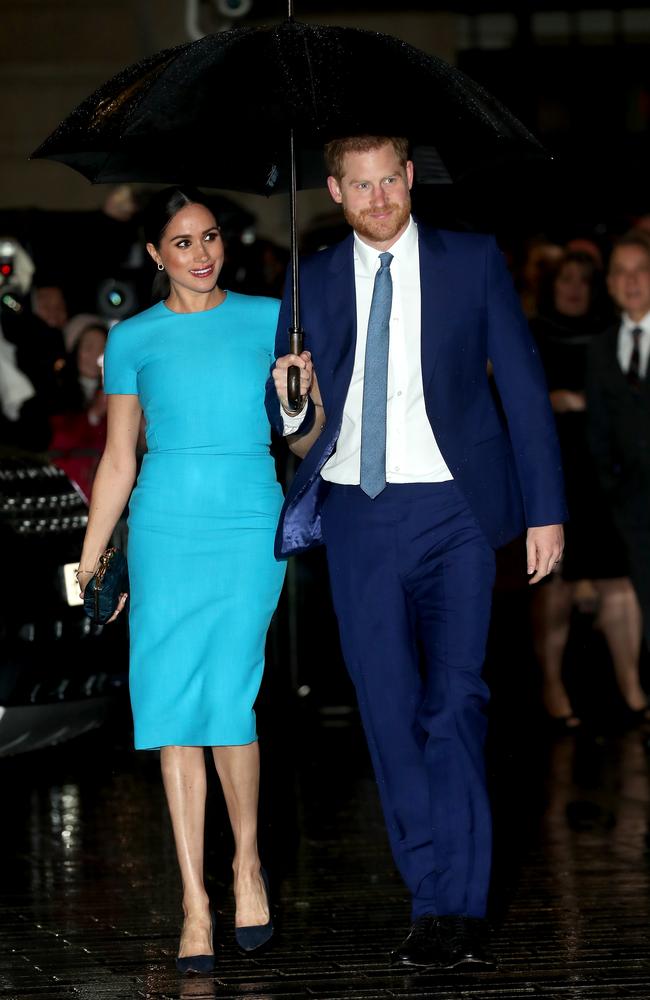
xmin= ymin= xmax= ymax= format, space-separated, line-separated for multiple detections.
xmin=75 ymin=567 xmax=96 ymax=577
xmin=281 ymin=397 xmax=306 ymax=416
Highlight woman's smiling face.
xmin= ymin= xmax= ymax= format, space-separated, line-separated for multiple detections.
xmin=146 ymin=202 xmax=224 ymax=297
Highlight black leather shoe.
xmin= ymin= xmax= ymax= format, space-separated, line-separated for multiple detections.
xmin=436 ymin=916 xmax=495 ymax=970
xmin=390 ymin=915 xmax=443 ymax=968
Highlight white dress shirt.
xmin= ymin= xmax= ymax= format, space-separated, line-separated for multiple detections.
xmin=617 ymin=312 xmax=650 ymax=378
xmin=283 ymin=217 xmax=452 ymax=485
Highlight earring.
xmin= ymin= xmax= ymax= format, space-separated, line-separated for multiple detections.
xmin=157 ymin=263 xmax=165 ymax=271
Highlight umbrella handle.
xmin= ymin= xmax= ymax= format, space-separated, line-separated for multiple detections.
xmin=286 ymin=328 xmax=304 ymax=411
xmin=287 ymin=365 xmax=301 ymax=409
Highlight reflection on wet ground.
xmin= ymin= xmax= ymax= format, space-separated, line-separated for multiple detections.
xmin=3 ymin=598 xmax=650 ymax=999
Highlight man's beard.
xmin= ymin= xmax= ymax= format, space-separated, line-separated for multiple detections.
xmin=344 ymin=198 xmax=411 ymax=245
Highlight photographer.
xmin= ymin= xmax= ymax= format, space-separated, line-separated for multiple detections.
xmin=0 ymin=238 xmax=61 ymax=451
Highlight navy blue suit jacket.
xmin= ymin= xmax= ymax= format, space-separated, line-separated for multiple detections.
xmin=265 ymin=224 xmax=567 ymax=558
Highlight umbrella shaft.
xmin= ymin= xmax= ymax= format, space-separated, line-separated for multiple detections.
xmin=289 ymin=127 xmax=300 ymax=331
xmin=287 ymin=126 xmax=303 ymax=412
xmin=290 ymin=331 xmax=303 ymax=355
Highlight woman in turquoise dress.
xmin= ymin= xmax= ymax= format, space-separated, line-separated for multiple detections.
xmin=77 ymin=187 xmax=288 ymax=972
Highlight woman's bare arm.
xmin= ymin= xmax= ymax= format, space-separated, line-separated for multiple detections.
xmin=287 ymin=369 xmax=326 ymax=459
xmin=77 ymin=393 xmax=142 ymax=579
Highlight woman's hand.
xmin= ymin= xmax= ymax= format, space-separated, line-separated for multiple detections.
xmin=107 ymin=593 xmax=128 ymax=622
xmin=272 ymin=351 xmax=313 ymax=414
xmin=285 ymin=368 xmax=326 ymax=460
xmin=76 ymin=567 xmax=95 ymax=599
xmin=76 ymin=568 xmax=128 ymax=623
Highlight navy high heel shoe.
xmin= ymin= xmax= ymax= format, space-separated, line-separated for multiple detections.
xmin=235 ymin=868 xmax=274 ymax=952
xmin=176 ymin=910 xmax=216 ymax=974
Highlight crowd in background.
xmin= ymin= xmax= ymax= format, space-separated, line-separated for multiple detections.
xmin=0 ymin=184 xmax=289 ymax=493
xmin=523 ymin=231 xmax=650 ymax=730
xmin=1 ymin=182 xmax=649 ymax=731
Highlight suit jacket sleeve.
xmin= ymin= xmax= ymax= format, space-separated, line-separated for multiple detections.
xmin=485 ymin=236 xmax=567 ymax=527
xmin=264 ymin=265 xmax=316 ymax=439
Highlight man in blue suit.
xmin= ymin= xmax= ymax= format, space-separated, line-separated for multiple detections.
xmin=266 ymin=136 xmax=566 ymax=970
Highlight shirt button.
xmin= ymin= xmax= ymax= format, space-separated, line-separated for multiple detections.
xmin=394 ymin=466 xmax=400 ymax=472
xmin=397 ymin=390 xmax=402 ymax=396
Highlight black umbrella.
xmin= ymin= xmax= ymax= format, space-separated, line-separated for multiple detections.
xmin=32 ymin=2 xmax=549 ymax=406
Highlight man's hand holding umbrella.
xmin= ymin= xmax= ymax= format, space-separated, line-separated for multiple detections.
xmin=272 ymin=352 xmax=326 ymax=459
xmin=272 ymin=349 xmax=313 ymax=416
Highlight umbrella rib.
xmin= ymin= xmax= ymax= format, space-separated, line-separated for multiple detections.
xmin=299 ymin=33 xmax=320 ymax=132
xmin=92 ymin=151 xmax=119 ymax=183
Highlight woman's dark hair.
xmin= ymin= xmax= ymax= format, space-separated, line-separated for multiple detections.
xmin=142 ymin=186 xmax=213 ymax=302
xmin=59 ymin=321 xmax=110 ymax=412
xmin=536 ymin=250 xmax=604 ymax=320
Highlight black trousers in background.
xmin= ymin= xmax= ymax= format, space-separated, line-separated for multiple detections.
xmin=614 ymin=493 xmax=650 ymax=650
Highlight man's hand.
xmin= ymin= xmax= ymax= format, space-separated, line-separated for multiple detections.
xmin=526 ymin=524 xmax=564 ymax=585
xmin=272 ymin=351 xmax=313 ymax=414
xmin=549 ymin=389 xmax=586 ymax=414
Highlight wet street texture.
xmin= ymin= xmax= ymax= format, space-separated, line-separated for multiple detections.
xmin=3 ymin=597 xmax=650 ymax=1000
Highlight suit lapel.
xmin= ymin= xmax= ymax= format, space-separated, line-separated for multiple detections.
xmin=324 ymin=233 xmax=357 ymax=413
xmin=597 ymin=326 xmax=650 ymax=398
xmin=605 ymin=325 xmax=637 ymax=390
xmin=319 ymin=224 xmax=456 ymax=415
xmin=607 ymin=326 xmax=627 ymax=384
xmin=418 ymin=225 xmax=452 ymax=392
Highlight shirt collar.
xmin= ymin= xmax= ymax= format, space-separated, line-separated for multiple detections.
xmin=353 ymin=215 xmax=418 ymax=274
xmin=622 ymin=311 xmax=650 ymax=335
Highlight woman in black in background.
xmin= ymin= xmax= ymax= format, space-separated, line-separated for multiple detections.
xmin=48 ymin=320 xmax=108 ymax=501
xmin=530 ymin=250 xmax=647 ymax=729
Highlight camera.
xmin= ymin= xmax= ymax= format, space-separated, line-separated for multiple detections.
xmin=96 ymin=278 xmax=138 ymax=320
xmin=215 ymin=0 xmax=252 ymax=17
xmin=0 ymin=239 xmax=16 ymax=295
xmin=0 ymin=237 xmax=34 ymax=311
xmin=0 ymin=240 xmax=16 ymax=287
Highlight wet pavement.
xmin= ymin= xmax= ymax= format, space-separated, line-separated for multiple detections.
xmin=3 ymin=593 xmax=650 ymax=1000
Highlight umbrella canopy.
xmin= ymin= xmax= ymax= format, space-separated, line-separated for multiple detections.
xmin=32 ymin=17 xmax=550 ymax=406
xmin=32 ymin=19 xmax=548 ymax=195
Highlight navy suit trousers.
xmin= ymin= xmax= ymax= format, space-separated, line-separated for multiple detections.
xmin=321 ymin=480 xmax=496 ymax=918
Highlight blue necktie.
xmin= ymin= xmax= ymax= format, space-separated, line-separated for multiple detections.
xmin=360 ymin=251 xmax=393 ymax=499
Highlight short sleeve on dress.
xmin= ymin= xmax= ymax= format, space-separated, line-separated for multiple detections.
xmin=103 ymin=322 xmax=139 ymax=395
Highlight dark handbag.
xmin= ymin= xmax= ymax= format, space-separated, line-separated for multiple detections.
xmin=83 ymin=547 xmax=128 ymax=625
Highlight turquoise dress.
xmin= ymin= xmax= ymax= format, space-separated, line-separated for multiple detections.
xmin=103 ymin=292 xmax=286 ymax=750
